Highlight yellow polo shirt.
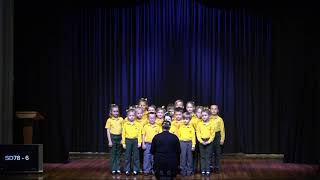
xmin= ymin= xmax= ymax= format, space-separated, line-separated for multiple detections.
xmin=171 ymin=119 xmax=183 ymax=130
xmin=178 ymin=123 xmax=196 ymax=148
xmin=122 ymin=121 xmax=142 ymax=145
xmin=142 ymin=123 xmax=162 ymax=143
xmin=196 ymin=121 xmax=215 ymax=144
xmin=142 ymin=111 xmax=148 ymax=120
xmin=190 ymin=114 xmax=200 ymax=132
xmin=155 ymin=118 xmax=164 ymax=126
xmin=169 ymin=125 xmax=178 ymax=137
xmin=105 ymin=116 xmax=124 ymax=135
xmin=210 ymin=115 xmax=225 ymax=142
xmin=124 ymin=117 xmax=147 ymax=128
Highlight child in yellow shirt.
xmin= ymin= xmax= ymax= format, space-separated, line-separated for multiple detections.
xmin=148 ymin=105 xmax=156 ymax=113
xmin=164 ymin=112 xmax=178 ymax=136
xmin=135 ymin=106 xmax=147 ymax=173
xmin=155 ymin=106 xmax=165 ymax=126
xmin=142 ymin=112 xmax=162 ymax=174
xmin=186 ymin=101 xmax=200 ymax=173
xmin=138 ymin=98 xmax=149 ymax=119
xmin=178 ymin=112 xmax=196 ymax=176
xmin=135 ymin=106 xmax=148 ymax=128
xmin=105 ymin=104 xmax=123 ymax=174
xmin=174 ymin=99 xmax=184 ymax=109
xmin=210 ymin=105 xmax=225 ymax=173
xmin=166 ymin=103 xmax=175 ymax=116
xmin=186 ymin=101 xmax=200 ymax=130
xmin=122 ymin=108 xmax=142 ymax=175
xmin=197 ymin=108 xmax=215 ymax=176
xmin=171 ymin=107 xmax=184 ymax=130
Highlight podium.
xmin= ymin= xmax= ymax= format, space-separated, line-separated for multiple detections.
xmin=15 ymin=111 xmax=45 ymax=144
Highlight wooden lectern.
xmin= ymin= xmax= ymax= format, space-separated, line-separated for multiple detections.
xmin=16 ymin=111 xmax=45 ymax=144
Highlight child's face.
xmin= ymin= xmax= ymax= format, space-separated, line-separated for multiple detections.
xmin=135 ymin=109 xmax=143 ymax=119
xmin=168 ymin=108 xmax=174 ymax=116
xmin=196 ymin=108 xmax=202 ymax=119
xmin=164 ymin=116 xmax=172 ymax=122
xmin=148 ymin=107 xmax=156 ymax=113
xmin=175 ymin=101 xmax=184 ymax=109
xmin=186 ymin=103 xmax=194 ymax=114
xmin=149 ymin=114 xmax=156 ymax=124
xmin=175 ymin=112 xmax=182 ymax=121
xmin=111 ymin=107 xmax=119 ymax=118
xmin=184 ymin=118 xmax=191 ymax=125
xmin=210 ymin=105 xmax=219 ymax=115
xmin=201 ymin=112 xmax=209 ymax=122
xmin=139 ymin=101 xmax=148 ymax=111
xmin=128 ymin=111 xmax=135 ymax=122
xmin=156 ymin=110 xmax=164 ymax=119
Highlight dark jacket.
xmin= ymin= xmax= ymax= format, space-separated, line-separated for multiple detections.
xmin=151 ymin=131 xmax=181 ymax=174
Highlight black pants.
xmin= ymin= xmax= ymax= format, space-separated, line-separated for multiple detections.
xmin=192 ymin=140 xmax=200 ymax=172
xmin=199 ymin=142 xmax=213 ymax=172
xmin=212 ymin=132 xmax=222 ymax=170
xmin=155 ymin=170 xmax=177 ymax=180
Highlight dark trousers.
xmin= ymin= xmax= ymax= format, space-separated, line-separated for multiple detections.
xmin=110 ymin=134 xmax=121 ymax=171
xmin=143 ymin=143 xmax=153 ymax=173
xmin=180 ymin=141 xmax=193 ymax=176
xmin=199 ymin=142 xmax=213 ymax=172
xmin=125 ymin=138 xmax=140 ymax=172
xmin=139 ymin=147 xmax=144 ymax=172
xmin=192 ymin=140 xmax=200 ymax=173
xmin=212 ymin=132 xmax=222 ymax=170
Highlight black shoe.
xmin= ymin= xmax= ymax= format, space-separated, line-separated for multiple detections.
xmin=133 ymin=171 xmax=138 ymax=175
xmin=125 ymin=171 xmax=130 ymax=175
xmin=111 ymin=171 xmax=116 ymax=175
xmin=209 ymin=165 xmax=213 ymax=169
xmin=116 ymin=170 xmax=121 ymax=174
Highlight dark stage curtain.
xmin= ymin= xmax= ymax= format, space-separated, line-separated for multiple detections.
xmin=58 ymin=0 xmax=274 ymax=153
xmin=14 ymin=1 xmax=72 ymax=162
xmin=0 ymin=0 xmax=14 ymax=144
xmin=272 ymin=8 xmax=320 ymax=165
xmin=62 ymin=0 xmax=274 ymax=154
xmin=15 ymin=0 xmax=301 ymax=163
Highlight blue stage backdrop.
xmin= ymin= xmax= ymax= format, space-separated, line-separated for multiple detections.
xmin=15 ymin=0 xmax=278 ymax=161
xmin=58 ymin=0 xmax=274 ymax=153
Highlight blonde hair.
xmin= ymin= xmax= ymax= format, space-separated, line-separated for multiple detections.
xmin=202 ymin=107 xmax=211 ymax=116
xmin=126 ymin=106 xmax=135 ymax=115
xmin=135 ymin=105 xmax=144 ymax=113
xmin=148 ymin=105 xmax=156 ymax=110
xmin=195 ymin=105 xmax=203 ymax=111
xmin=138 ymin=98 xmax=148 ymax=105
xmin=174 ymin=99 xmax=184 ymax=107
xmin=109 ymin=104 xmax=119 ymax=117
xmin=183 ymin=112 xmax=192 ymax=120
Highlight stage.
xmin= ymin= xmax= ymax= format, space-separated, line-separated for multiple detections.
xmin=0 ymin=154 xmax=319 ymax=180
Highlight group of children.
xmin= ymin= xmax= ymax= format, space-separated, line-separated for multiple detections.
xmin=105 ymin=98 xmax=225 ymax=176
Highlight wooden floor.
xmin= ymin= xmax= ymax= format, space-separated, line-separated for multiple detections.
xmin=1 ymin=155 xmax=319 ymax=180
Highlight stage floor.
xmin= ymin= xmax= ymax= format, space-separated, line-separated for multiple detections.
xmin=0 ymin=155 xmax=319 ymax=180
